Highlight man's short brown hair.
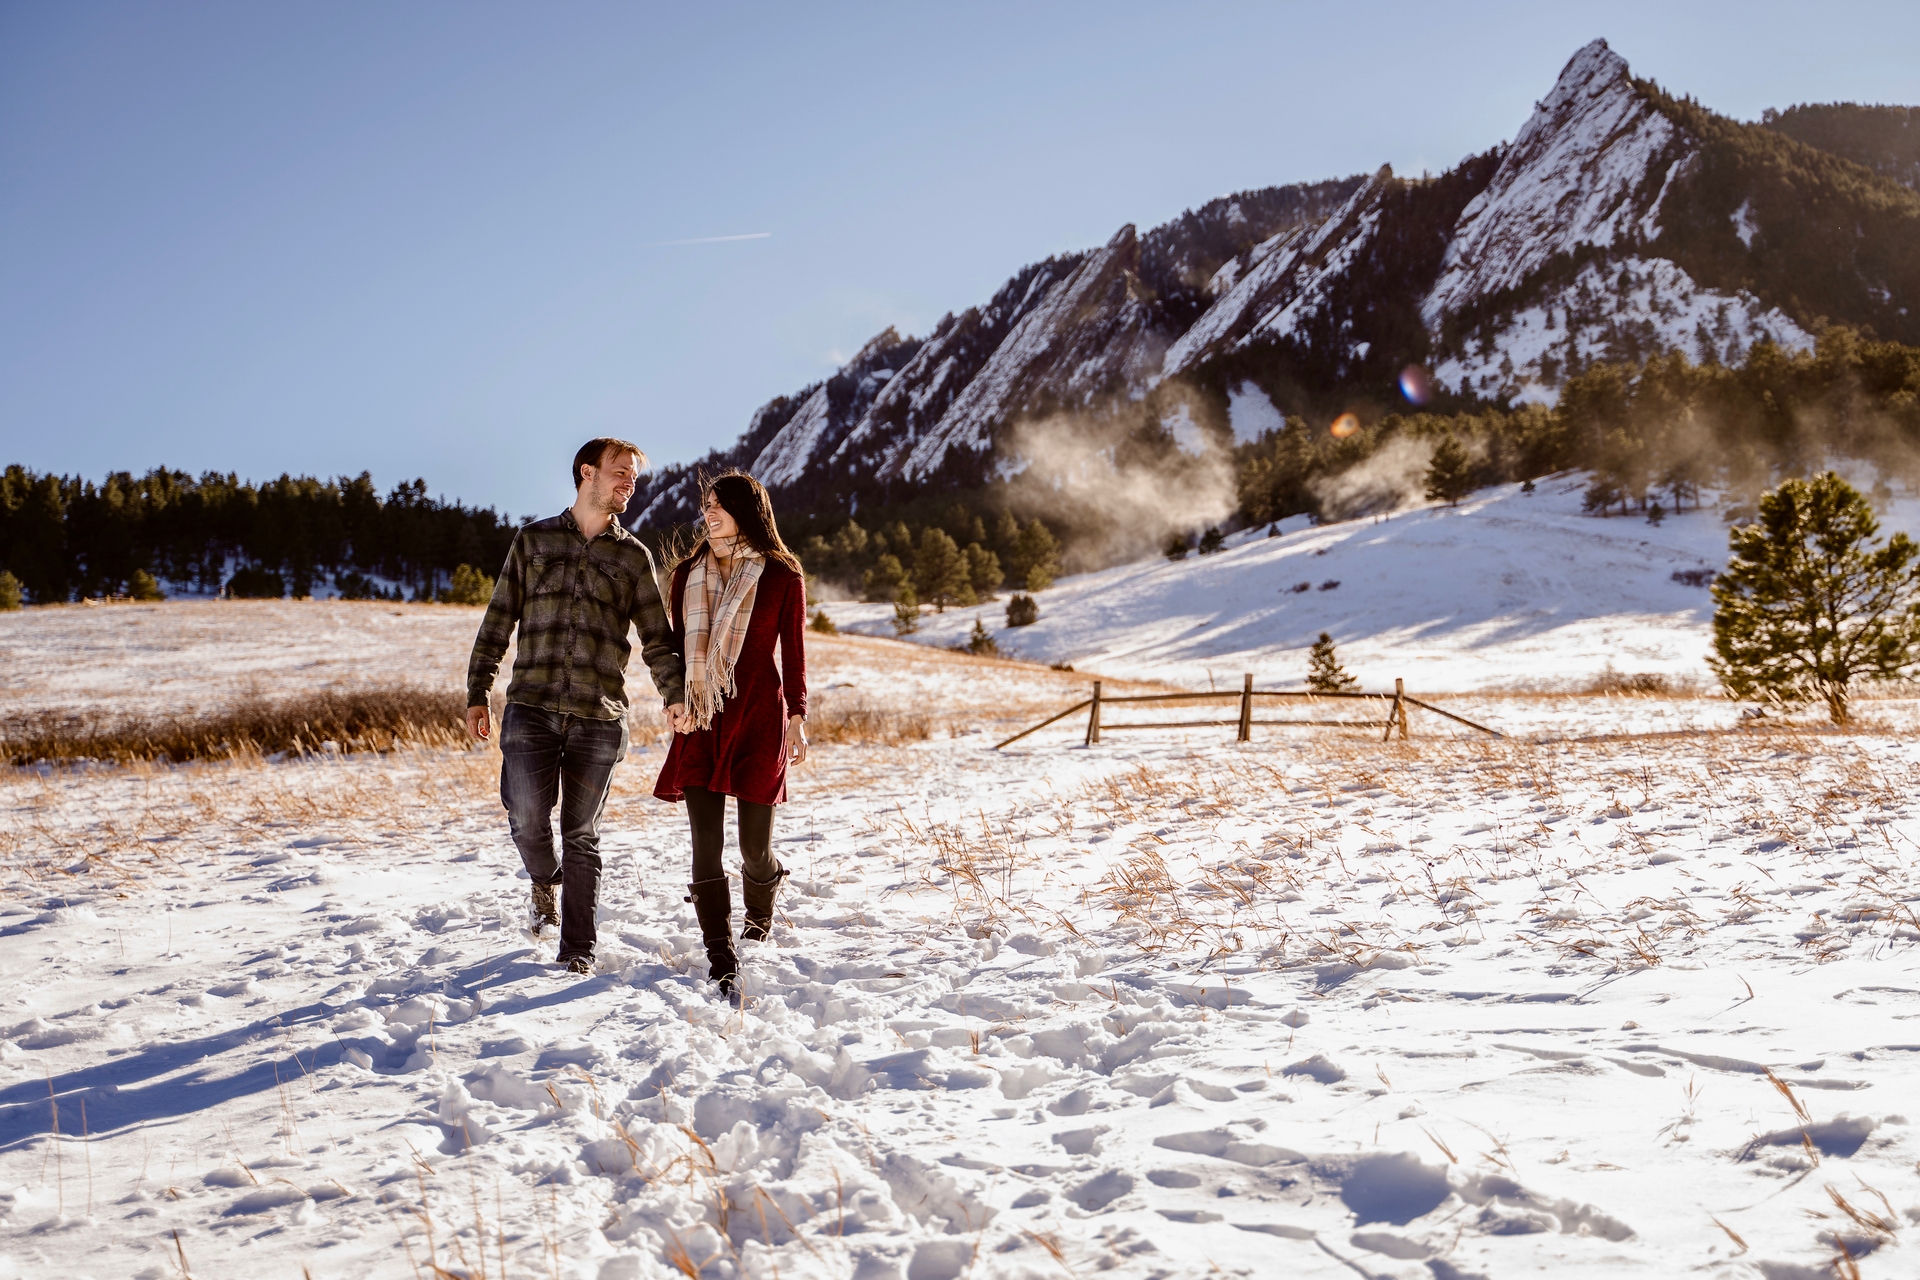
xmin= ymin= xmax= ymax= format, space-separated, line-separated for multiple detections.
xmin=573 ymin=437 xmax=647 ymax=488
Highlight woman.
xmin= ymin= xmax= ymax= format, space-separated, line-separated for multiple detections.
xmin=654 ymin=470 xmax=809 ymax=997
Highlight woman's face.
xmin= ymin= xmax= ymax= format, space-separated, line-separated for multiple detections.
xmin=701 ymin=490 xmax=740 ymax=542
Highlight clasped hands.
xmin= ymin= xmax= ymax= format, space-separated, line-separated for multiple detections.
xmin=663 ymin=704 xmax=807 ymax=762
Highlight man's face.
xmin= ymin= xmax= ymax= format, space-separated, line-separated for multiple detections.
xmin=582 ymin=449 xmax=640 ymax=514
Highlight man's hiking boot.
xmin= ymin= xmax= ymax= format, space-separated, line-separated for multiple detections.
xmin=563 ymin=954 xmax=592 ymax=975
xmin=740 ymin=864 xmax=788 ymax=943
xmin=686 ymin=877 xmax=737 ymax=999
xmin=531 ymin=882 xmax=560 ymax=934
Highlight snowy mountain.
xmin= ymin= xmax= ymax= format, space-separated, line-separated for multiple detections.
xmin=633 ymin=39 xmax=1920 ymax=528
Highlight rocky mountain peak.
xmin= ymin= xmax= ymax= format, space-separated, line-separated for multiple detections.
xmin=1422 ymin=38 xmax=1687 ymax=330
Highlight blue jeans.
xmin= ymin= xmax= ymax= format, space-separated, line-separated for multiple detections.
xmin=498 ymin=702 xmax=627 ymax=959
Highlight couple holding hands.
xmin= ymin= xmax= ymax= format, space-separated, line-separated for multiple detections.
xmin=465 ymin=437 xmax=807 ymax=996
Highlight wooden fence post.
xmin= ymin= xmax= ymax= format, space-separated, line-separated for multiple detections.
xmin=1396 ymin=677 xmax=1409 ymax=741
xmin=1383 ymin=679 xmax=1404 ymax=744
xmin=1237 ymin=673 xmax=1253 ymax=742
xmin=1085 ymin=680 xmax=1103 ymax=746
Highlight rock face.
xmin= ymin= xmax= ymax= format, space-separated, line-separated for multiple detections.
xmin=1162 ymin=169 xmax=1394 ymax=378
xmin=1422 ymin=40 xmax=1689 ymax=329
xmin=632 ymin=39 xmax=1915 ymax=528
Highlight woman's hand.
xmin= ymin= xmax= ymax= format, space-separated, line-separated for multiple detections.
xmin=786 ymin=715 xmax=809 ymax=765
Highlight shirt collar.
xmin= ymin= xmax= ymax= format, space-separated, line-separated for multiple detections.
xmin=560 ymin=508 xmax=633 ymax=543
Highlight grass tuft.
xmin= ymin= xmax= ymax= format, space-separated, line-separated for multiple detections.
xmin=804 ymin=694 xmax=933 ymax=746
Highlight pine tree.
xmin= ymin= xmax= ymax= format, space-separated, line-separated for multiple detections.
xmin=1005 ymin=593 xmax=1038 ymax=627
xmin=913 ymin=527 xmax=973 ymax=611
xmin=443 ymin=563 xmax=494 ymax=605
xmin=1711 ymin=472 xmax=1920 ymax=723
xmin=1424 ymin=435 xmax=1473 ymax=506
xmin=964 ymin=543 xmax=1003 ymax=598
xmin=966 ymin=617 xmax=999 ymax=656
xmin=809 ymin=608 xmax=838 ymax=634
xmin=129 ymin=569 xmax=165 ymax=601
xmin=1006 ymin=521 xmax=1067 ymax=594
xmin=991 ymin=511 xmax=1021 ymax=559
xmin=0 ymin=570 xmax=20 ymax=611
xmin=1164 ymin=533 xmax=1191 ymax=561
xmin=1198 ymin=526 xmax=1226 ymax=555
xmin=1306 ymin=632 xmax=1358 ymax=693
xmin=891 ymin=584 xmax=920 ymax=635
xmin=862 ymin=553 xmax=908 ymax=602
xmin=1011 ymin=519 xmax=1061 ymax=591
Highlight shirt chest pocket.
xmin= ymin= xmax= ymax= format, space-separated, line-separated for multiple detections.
xmin=584 ymin=559 xmax=635 ymax=611
xmin=525 ymin=553 xmax=569 ymax=597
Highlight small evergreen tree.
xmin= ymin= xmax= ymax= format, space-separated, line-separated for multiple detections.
xmin=862 ymin=553 xmax=909 ymax=602
xmin=809 ymin=609 xmax=838 ymax=635
xmin=1425 ymin=435 xmax=1473 ymax=506
xmin=1011 ymin=519 xmax=1061 ymax=591
xmin=129 ymin=569 xmax=165 ymax=601
xmin=891 ymin=585 xmax=920 ymax=636
xmin=966 ymin=617 xmax=999 ymax=656
xmin=1646 ymin=501 xmax=1666 ymax=527
xmin=1164 ymin=532 xmax=1191 ymax=561
xmin=1306 ymin=632 xmax=1358 ymax=693
xmin=442 ymin=563 xmax=494 ymax=605
xmin=0 ymin=570 xmax=21 ymax=611
xmin=914 ymin=527 xmax=973 ymax=611
xmin=1521 ymin=478 xmax=1536 ymax=496
xmin=1005 ymin=593 xmax=1038 ymax=627
xmin=1198 ymin=526 xmax=1226 ymax=555
xmin=1711 ymin=472 xmax=1920 ymax=723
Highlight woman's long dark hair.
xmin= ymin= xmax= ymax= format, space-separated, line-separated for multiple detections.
xmin=675 ymin=470 xmax=802 ymax=575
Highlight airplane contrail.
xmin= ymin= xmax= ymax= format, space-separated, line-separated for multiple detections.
xmin=647 ymin=232 xmax=773 ymax=246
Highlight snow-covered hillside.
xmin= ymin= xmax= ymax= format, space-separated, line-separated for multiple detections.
xmin=8 ymin=634 xmax=1920 ymax=1279
xmin=820 ymin=474 xmax=1762 ymax=691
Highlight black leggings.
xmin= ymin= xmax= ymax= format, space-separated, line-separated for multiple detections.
xmin=684 ymin=786 xmax=779 ymax=884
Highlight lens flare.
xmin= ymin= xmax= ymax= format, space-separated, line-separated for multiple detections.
xmin=1330 ymin=412 xmax=1361 ymax=439
xmin=1399 ymin=365 xmax=1432 ymax=405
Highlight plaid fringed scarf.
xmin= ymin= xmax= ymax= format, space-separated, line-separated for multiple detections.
xmin=682 ymin=545 xmax=764 ymax=730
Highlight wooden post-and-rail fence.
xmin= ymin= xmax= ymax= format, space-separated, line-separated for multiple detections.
xmin=994 ymin=675 xmax=1502 ymax=750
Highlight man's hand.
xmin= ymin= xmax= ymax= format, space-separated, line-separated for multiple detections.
xmin=666 ymin=703 xmax=688 ymax=734
xmin=786 ymin=715 xmax=809 ymax=765
xmin=465 ymin=705 xmax=491 ymax=742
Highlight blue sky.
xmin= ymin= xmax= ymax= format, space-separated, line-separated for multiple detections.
xmin=3 ymin=2 xmax=1916 ymax=518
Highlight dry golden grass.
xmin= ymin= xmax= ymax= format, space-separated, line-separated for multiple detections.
xmin=0 ymin=687 xmax=468 ymax=765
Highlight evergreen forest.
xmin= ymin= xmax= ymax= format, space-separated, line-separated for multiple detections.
xmin=0 ymin=469 xmax=521 ymax=604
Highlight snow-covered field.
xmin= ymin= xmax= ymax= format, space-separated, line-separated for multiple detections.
xmin=5 ymin=591 xmax=1920 ymax=1280
xmin=820 ymin=475 xmax=1920 ymax=700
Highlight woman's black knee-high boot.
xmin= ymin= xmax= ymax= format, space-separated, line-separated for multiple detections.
xmin=740 ymin=864 xmax=788 ymax=943
xmin=686 ymin=877 xmax=737 ymax=996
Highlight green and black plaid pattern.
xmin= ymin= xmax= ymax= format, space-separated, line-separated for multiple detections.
xmin=467 ymin=510 xmax=685 ymax=719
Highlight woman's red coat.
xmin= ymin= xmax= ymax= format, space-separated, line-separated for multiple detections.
xmin=652 ymin=557 xmax=809 ymax=806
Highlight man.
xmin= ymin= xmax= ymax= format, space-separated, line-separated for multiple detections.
xmin=466 ymin=438 xmax=687 ymax=975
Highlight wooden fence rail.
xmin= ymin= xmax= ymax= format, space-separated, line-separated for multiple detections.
xmin=993 ymin=674 xmax=1502 ymax=750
